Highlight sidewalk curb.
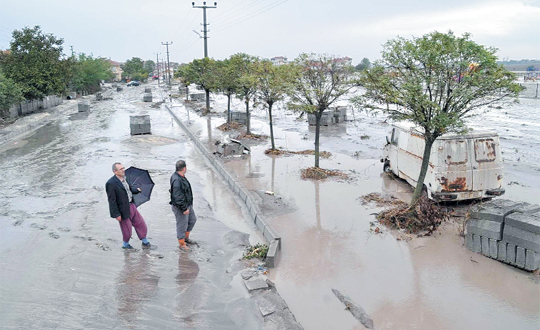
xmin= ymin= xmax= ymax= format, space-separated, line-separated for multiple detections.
xmin=165 ymin=104 xmax=281 ymax=268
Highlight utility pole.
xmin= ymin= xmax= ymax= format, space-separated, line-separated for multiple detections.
xmin=155 ymin=53 xmax=160 ymax=86
xmin=161 ymin=42 xmax=173 ymax=86
xmin=192 ymin=2 xmax=217 ymax=58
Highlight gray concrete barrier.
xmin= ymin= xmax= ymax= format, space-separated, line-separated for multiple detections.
xmin=165 ymin=104 xmax=281 ymax=268
xmin=130 ymin=115 xmax=151 ymax=135
xmin=144 ymin=87 xmax=152 ymax=93
xmin=78 ymin=101 xmax=90 ymax=112
xmin=143 ymin=93 xmax=153 ymax=102
xmin=466 ymin=199 xmax=540 ymax=271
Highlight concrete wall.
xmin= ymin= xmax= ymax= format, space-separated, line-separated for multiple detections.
xmin=165 ymin=105 xmax=282 ymax=268
xmin=466 ymin=199 xmax=540 ymax=271
xmin=8 ymin=95 xmax=64 ymax=119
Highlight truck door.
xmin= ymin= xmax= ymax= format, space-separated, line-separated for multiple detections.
xmin=439 ymin=140 xmax=473 ymax=192
xmin=472 ymin=138 xmax=501 ymax=191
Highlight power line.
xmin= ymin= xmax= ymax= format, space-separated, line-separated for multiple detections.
xmin=212 ymin=0 xmax=264 ymax=23
xmin=213 ymin=0 xmax=288 ymax=33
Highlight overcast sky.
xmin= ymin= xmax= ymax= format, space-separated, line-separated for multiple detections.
xmin=1 ymin=0 xmax=539 ymax=64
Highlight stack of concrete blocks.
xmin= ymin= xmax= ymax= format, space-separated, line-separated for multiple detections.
xmin=96 ymin=92 xmax=102 ymax=101
xmin=466 ymin=199 xmax=540 ymax=271
xmin=308 ymin=110 xmax=334 ymax=126
xmin=78 ymin=101 xmax=90 ymax=112
xmin=117 ymin=86 xmax=123 ymax=92
xmin=190 ymin=93 xmax=206 ymax=102
xmin=331 ymin=106 xmax=348 ymax=123
xmin=143 ymin=93 xmax=152 ymax=102
xmin=231 ymin=111 xmax=247 ymax=125
xmin=129 ymin=115 xmax=151 ymax=135
xmin=144 ymin=87 xmax=152 ymax=93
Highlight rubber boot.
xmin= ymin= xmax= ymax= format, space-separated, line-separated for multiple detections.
xmin=178 ymin=239 xmax=189 ymax=250
xmin=185 ymin=231 xmax=192 ymax=244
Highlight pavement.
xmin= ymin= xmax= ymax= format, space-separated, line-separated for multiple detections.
xmin=0 ymin=84 xmax=303 ymax=330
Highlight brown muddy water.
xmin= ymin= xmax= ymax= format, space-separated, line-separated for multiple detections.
xmin=172 ymin=94 xmax=540 ymax=330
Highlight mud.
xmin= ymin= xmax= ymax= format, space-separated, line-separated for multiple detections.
xmin=169 ymin=93 xmax=540 ymax=330
xmin=0 ymin=84 xmax=295 ymax=329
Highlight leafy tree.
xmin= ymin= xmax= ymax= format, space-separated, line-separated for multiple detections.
xmin=175 ymin=64 xmax=191 ymax=101
xmin=181 ymin=58 xmax=219 ymax=114
xmin=122 ymin=57 xmax=148 ymax=81
xmin=0 ymin=26 xmax=67 ymax=99
xmin=355 ymin=58 xmax=371 ymax=71
xmin=230 ymin=53 xmax=259 ymax=134
xmin=72 ymin=53 xmax=114 ymax=94
xmin=254 ymin=60 xmax=298 ymax=150
xmin=289 ymin=53 xmax=356 ymax=167
xmin=144 ymin=60 xmax=156 ymax=74
xmin=216 ymin=58 xmax=241 ymax=124
xmin=0 ymin=72 xmax=24 ymax=120
xmin=353 ymin=31 xmax=522 ymax=204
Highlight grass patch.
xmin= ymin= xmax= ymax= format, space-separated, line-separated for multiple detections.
xmin=243 ymin=243 xmax=269 ymax=260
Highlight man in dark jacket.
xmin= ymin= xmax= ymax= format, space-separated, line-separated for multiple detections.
xmin=170 ymin=159 xmax=197 ymax=250
xmin=106 ymin=162 xmax=151 ymax=249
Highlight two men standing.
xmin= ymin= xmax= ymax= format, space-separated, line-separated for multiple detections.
xmin=170 ymin=160 xmax=197 ymax=250
xmin=106 ymin=162 xmax=151 ymax=249
xmin=106 ymin=160 xmax=196 ymax=251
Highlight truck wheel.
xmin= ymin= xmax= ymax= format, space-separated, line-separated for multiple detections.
xmin=383 ymin=162 xmax=392 ymax=173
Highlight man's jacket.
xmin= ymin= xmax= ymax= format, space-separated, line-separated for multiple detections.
xmin=170 ymin=172 xmax=193 ymax=212
xmin=105 ymin=176 xmax=139 ymax=220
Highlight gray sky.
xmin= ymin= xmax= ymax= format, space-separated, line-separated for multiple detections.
xmin=1 ymin=0 xmax=539 ymax=64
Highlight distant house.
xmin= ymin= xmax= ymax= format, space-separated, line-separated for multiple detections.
xmin=271 ymin=56 xmax=288 ymax=66
xmin=333 ymin=56 xmax=353 ymax=66
xmin=107 ymin=60 xmax=123 ymax=82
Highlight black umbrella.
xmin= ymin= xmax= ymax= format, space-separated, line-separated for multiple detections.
xmin=125 ymin=167 xmax=155 ymax=207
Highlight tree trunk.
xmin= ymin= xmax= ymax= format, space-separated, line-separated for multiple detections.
xmin=227 ymin=94 xmax=231 ymax=124
xmin=185 ymin=86 xmax=189 ymax=101
xmin=245 ymin=98 xmax=251 ymax=134
xmin=268 ymin=102 xmax=275 ymax=150
xmin=411 ymin=138 xmax=435 ymax=205
xmin=314 ymin=112 xmax=321 ymax=168
xmin=204 ymin=89 xmax=210 ymax=115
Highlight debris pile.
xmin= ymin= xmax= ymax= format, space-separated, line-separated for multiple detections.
xmin=217 ymin=122 xmax=242 ymax=131
xmin=376 ymin=196 xmax=449 ymax=235
xmin=264 ymin=149 xmax=332 ymax=158
xmin=300 ymin=167 xmax=348 ymax=180
xmin=243 ymin=243 xmax=269 ymax=260
xmin=235 ymin=133 xmax=268 ymax=140
xmin=359 ymin=192 xmax=406 ymax=207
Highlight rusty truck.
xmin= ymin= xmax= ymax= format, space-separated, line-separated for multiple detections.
xmin=381 ymin=122 xmax=505 ymax=201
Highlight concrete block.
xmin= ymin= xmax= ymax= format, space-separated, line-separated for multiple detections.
xmin=473 ymin=234 xmax=481 ymax=253
xmin=525 ymin=250 xmax=540 ymax=271
xmin=467 ymin=219 xmax=503 ymax=240
xmin=129 ymin=115 xmax=151 ymax=135
xmin=469 ymin=199 xmax=521 ymax=222
xmin=481 ymin=236 xmax=490 ymax=256
xmin=264 ymin=225 xmax=281 ymax=242
xmin=239 ymin=189 xmax=248 ymax=203
xmin=265 ymin=239 xmax=280 ymax=268
xmin=244 ymin=277 xmax=268 ymax=292
xmin=503 ymin=225 xmax=540 ymax=253
xmin=489 ymin=238 xmax=498 ymax=259
xmin=78 ymin=101 xmax=90 ymax=112
xmin=497 ymin=241 xmax=507 ymax=262
xmin=96 ymin=92 xmax=102 ymax=101
xmin=117 ymin=87 xmax=123 ymax=92
xmin=250 ymin=206 xmax=258 ymax=222
xmin=144 ymin=87 xmax=152 ymax=93
xmin=506 ymin=243 xmax=516 ymax=264
xmin=143 ymin=93 xmax=152 ymax=102
xmin=231 ymin=111 xmax=247 ymax=125
xmin=516 ymin=246 xmax=526 ymax=268
xmin=255 ymin=215 xmax=266 ymax=233
xmin=465 ymin=232 xmax=473 ymax=250
xmin=504 ymin=210 xmax=540 ymax=235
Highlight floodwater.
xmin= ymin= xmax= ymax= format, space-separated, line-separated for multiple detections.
xmin=170 ymin=93 xmax=540 ymax=329
xmin=0 ymin=85 xmax=267 ymax=329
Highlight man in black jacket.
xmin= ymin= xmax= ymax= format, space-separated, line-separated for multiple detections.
xmin=106 ymin=162 xmax=151 ymax=249
xmin=170 ymin=159 xmax=197 ymax=250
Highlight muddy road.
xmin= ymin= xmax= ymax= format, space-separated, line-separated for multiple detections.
xmin=173 ymin=93 xmax=540 ymax=330
xmin=0 ymin=86 xmax=274 ymax=329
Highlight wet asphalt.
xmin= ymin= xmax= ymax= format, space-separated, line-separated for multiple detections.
xmin=0 ymin=85 xmax=271 ymax=329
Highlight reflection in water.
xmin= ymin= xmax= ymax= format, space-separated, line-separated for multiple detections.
xmin=207 ymin=116 xmax=212 ymax=141
xmin=176 ymin=253 xmax=199 ymax=292
xmin=271 ymin=156 xmax=276 ymax=192
xmin=315 ymin=180 xmax=321 ymax=230
xmin=116 ymin=252 xmax=160 ymax=324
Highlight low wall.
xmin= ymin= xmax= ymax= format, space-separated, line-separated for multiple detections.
xmin=165 ymin=104 xmax=282 ymax=268
xmin=8 ymin=95 xmax=64 ymax=118
xmin=466 ymin=199 xmax=540 ymax=271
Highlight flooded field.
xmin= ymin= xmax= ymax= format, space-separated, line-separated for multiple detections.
xmin=171 ymin=92 xmax=540 ymax=330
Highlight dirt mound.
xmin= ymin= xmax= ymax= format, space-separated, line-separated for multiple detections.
xmin=301 ymin=167 xmax=348 ymax=180
xmin=217 ymin=122 xmax=242 ymax=131
xmin=264 ymin=149 xmax=332 ymax=158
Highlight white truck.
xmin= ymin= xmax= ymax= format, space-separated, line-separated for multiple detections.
xmin=381 ymin=122 xmax=505 ymax=201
